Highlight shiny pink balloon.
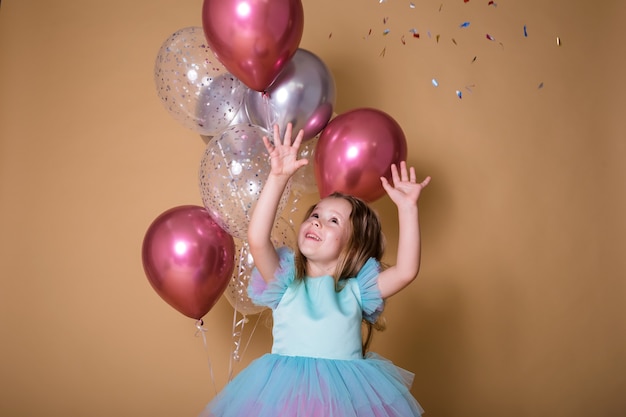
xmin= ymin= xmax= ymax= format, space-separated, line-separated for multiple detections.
xmin=202 ymin=0 xmax=304 ymax=92
xmin=314 ymin=108 xmax=407 ymax=202
xmin=142 ymin=206 xmax=235 ymax=319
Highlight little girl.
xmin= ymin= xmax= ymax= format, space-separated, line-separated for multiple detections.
xmin=201 ymin=123 xmax=431 ymax=416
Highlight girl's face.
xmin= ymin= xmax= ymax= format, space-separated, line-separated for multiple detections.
xmin=298 ymin=197 xmax=352 ymax=275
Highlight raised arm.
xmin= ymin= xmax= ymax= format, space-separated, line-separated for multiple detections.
xmin=247 ymin=123 xmax=308 ymax=283
xmin=376 ymin=161 xmax=431 ymax=299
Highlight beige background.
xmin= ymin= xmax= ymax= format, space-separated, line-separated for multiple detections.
xmin=1 ymin=0 xmax=625 ymax=416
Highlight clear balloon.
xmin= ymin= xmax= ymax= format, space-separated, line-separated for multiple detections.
xmin=142 ymin=205 xmax=235 ymax=320
xmin=200 ymin=101 xmax=253 ymax=145
xmin=199 ymin=124 xmax=291 ymax=239
xmin=224 ymin=217 xmax=296 ymax=316
xmin=201 ymin=0 xmax=304 ymax=92
xmin=245 ymin=49 xmax=336 ymax=141
xmin=154 ymin=27 xmax=246 ymax=136
xmin=314 ymin=108 xmax=408 ymax=202
xmin=291 ymin=135 xmax=318 ymax=195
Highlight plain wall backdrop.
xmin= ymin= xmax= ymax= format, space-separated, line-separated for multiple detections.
xmin=1 ymin=1 xmax=625 ymax=416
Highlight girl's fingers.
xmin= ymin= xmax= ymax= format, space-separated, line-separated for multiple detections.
xmin=291 ymin=128 xmax=305 ymax=149
xmin=283 ymin=123 xmax=293 ymax=145
xmin=409 ymin=166 xmax=416 ymax=183
xmin=390 ymin=163 xmax=400 ymax=185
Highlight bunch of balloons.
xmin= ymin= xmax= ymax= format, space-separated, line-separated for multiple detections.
xmin=144 ymin=0 xmax=409 ymax=320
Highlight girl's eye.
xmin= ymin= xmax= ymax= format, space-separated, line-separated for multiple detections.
xmin=311 ymin=213 xmax=319 ymax=218
xmin=330 ymin=218 xmax=338 ymax=224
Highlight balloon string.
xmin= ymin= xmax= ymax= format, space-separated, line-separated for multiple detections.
xmin=227 ymin=308 xmax=249 ymax=381
xmin=195 ymin=319 xmax=217 ymax=396
xmin=227 ymin=309 xmax=264 ymax=383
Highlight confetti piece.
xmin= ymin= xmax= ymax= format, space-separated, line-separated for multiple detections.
xmin=456 ymin=90 xmax=463 ymax=99
xmin=410 ymin=2 xmax=416 ymax=8
xmin=436 ymin=34 xmax=441 ymax=43
xmin=439 ymin=4 xmax=443 ymax=12
xmin=379 ymin=47 xmax=386 ymax=57
xmin=464 ymin=0 xmax=470 ymax=3
xmin=460 ymin=21 xmax=470 ymax=28
xmin=523 ymin=25 xmax=528 ymax=37
xmin=486 ymin=34 xmax=495 ymax=41
xmin=409 ymin=28 xmax=420 ymax=38
xmin=329 ymin=32 xmax=333 ymax=39
xmin=538 ymin=82 xmax=544 ymax=89
xmin=383 ymin=17 xmax=388 ymax=24
xmin=383 ymin=29 xmax=390 ymax=35
xmin=452 ymin=38 xmax=457 ymax=45
xmin=471 ymin=56 xmax=477 ymax=63
xmin=432 ymin=78 xmax=439 ymax=87
xmin=465 ymin=84 xmax=475 ymax=93
xmin=556 ymin=36 xmax=561 ymax=46
xmin=488 ymin=1 xmax=497 ymax=6
xmin=401 ymin=35 xmax=406 ymax=45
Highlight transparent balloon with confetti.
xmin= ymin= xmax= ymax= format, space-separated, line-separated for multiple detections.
xmin=199 ymin=123 xmax=291 ymax=240
xmin=154 ymin=26 xmax=246 ymax=136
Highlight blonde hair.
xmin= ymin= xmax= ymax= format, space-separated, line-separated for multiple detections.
xmin=294 ymin=192 xmax=387 ymax=354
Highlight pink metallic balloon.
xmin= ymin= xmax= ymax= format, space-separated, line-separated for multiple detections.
xmin=314 ymin=108 xmax=407 ymax=202
xmin=142 ymin=206 xmax=235 ymax=319
xmin=202 ymin=0 xmax=304 ymax=92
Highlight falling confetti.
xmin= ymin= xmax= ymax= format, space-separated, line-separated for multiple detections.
xmin=432 ymin=78 xmax=439 ymax=87
xmin=436 ymin=34 xmax=441 ymax=43
xmin=556 ymin=36 xmax=561 ymax=46
xmin=383 ymin=29 xmax=390 ymax=35
xmin=401 ymin=35 xmax=406 ymax=45
xmin=456 ymin=90 xmax=463 ymax=99
xmin=379 ymin=47 xmax=386 ymax=57
xmin=523 ymin=25 xmax=528 ymax=37
xmin=471 ymin=56 xmax=477 ymax=63
xmin=488 ymin=1 xmax=497 ymax=6
xmin=460 ymin=21 xmax=470 ymax=28
xmin=410 ymin=2 xmax=416 ymax=8
xmin=538 ymin=82 xmax=544 ymax=89
xmin=452 ymin=38 xmax=457 ymax=45
xmin=409 ymin=28 xmax=420 ymax=38
xmin=329 ymin=32 xmax=333 ymax=39
xmin=486 ymin=34 xmax=495 ymax=41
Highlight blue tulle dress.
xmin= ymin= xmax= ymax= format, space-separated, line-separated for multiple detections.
xmin=200 ymin=247 xmax=424 ymax=417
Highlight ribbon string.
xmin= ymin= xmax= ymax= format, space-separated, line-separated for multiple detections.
xmin=195 ymin=319 xmax=217 ymax=396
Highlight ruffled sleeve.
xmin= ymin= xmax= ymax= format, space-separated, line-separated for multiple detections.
xmin=357 ymin=258 xmax=385 ymax=323
xmin=247 ymin=246 xmax=296 ymax=309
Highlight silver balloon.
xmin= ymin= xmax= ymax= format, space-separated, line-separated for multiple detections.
xmin=154 ymin=27 xmax=246 ymax=136
xmin=199 ymin=123 xmax=291 ymax=239
xmin=244 ymin=48 xmax=336 ymax=141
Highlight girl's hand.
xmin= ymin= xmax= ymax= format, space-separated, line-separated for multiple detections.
xmin=380 ymin=161 xmax=431 ymax=208
xmin=262 ymin=123 xmax=308 ymax=177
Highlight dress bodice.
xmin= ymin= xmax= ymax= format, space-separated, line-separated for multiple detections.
xmin=271 ymin=275 xmax=363 ymax=360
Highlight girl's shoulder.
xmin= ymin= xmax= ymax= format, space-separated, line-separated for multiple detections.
xmin=247 ymin=246 xmax=296 ymax=309
xmin=355 ymin=258 xmax=384 ymax=322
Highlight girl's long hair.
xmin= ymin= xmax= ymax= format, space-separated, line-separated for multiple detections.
xmin=294 ymin=192 xmax=387 ymax=354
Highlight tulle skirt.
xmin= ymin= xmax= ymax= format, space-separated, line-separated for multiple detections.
xmin=199 ymin=352 xmax=424 ymax=417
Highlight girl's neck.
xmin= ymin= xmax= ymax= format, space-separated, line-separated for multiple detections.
xmin=305 ymin=260 xmax=337 ymax=278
